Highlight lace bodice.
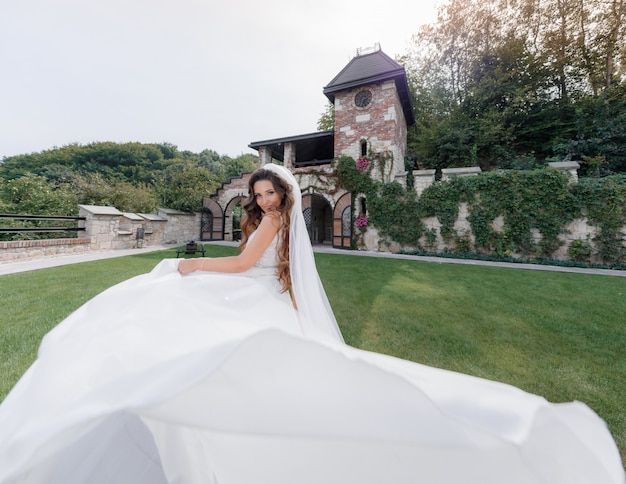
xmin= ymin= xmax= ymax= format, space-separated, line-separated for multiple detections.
xmin=240 ymin=230 xmax=281 ymax=293
xmin=252 ymin=231 xmax=279 ymax=269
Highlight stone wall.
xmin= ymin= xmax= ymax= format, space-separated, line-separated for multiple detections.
xmin=0 ymin=238 xmax=92 ymax=262
xmin=295 ymin=165 xmax=345 ymax=206
xmin=157 ymin=208 xmax=202 ymax=245
xmin=0 ymin=205 xmax=203 ymax=263
xmin=360 ymin=162 xmax=626 ymax=263
xmin=413 ymin=211 xmax=625 ymax=262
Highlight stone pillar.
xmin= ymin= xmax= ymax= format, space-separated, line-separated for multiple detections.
xmin=394 ymin=170 xmax=407 ymax=188
xmin=441 ymin=166 xmax=481 ymax=181
xmin=284 ymin=142 xmax=296 ymax=170
xmin=258 ymin=146 xmax=272 ymax=167
xmin=413 ymin=169 xmax=436 ymax=196
xmin=79 ymin=205 xmax=124 ymax=249
xmin=548 ymin=161 xmax=580 ymax=184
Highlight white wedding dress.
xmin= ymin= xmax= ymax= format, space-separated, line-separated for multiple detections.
xmin=0 ymin=233 xmax=623 ymax=484
xmin=0 ymin=230 xmax=624 ymax=481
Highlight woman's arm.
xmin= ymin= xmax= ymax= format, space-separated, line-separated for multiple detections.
xmin=177 ymin=212 xmax=280 ymax=275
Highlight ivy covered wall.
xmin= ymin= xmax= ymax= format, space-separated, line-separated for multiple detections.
xmin=336 ymin=155 xmax=626 ymax=268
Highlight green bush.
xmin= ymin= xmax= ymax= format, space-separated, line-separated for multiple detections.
xmin=568 ymin=238 xmax=593 ymax=262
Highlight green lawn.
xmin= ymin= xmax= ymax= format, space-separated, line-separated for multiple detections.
xmin=1 ymin=245 xmax=624 ymax=464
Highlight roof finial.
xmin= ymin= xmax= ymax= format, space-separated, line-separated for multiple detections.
xmin=356 ymin=43 xmax=381 ymax=57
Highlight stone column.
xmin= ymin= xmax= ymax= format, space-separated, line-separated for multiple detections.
xmin=548 ymin=161 xmax=580 ymax=184
xmin=394 ymin=170 xmax=407 ymax=188
xmin=258 ymin=146 xmax=272 ymax=167
xmin=413 ymin=169 xmax=436 ymax=196
xmin=284 ymin=142 xmax=296 ymax=170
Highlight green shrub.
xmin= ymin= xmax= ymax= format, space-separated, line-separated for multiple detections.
xmin=568 ymin=238 xmax=593 ymax=262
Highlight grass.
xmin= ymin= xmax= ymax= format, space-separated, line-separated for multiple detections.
xmin=1 ymin=245 xmax=625 ymax=465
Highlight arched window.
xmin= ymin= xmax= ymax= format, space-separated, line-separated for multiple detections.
xmin=303 ymin=207 xmax=312 ymax=239
xmin=341 ymin=206 xmax=351 ymax=236
xmin=333 ymin=192 xmax=352 ymax=249
xmin=360 ymin=139 xmax=367 ymax=157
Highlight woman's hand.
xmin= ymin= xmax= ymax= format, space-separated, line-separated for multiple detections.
xmin=178 ymin=258 xmax=203 ymax=275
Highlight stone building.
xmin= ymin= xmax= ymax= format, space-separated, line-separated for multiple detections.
xmin=203 ymin=44 xmax=415 ymax=250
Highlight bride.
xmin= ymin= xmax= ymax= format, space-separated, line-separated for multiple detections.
xmin=0 ymin=164 xmax=623 ymax=484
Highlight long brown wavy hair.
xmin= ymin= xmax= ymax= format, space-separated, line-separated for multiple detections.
xmin=239 ymin=168 xmax=294 ymax=293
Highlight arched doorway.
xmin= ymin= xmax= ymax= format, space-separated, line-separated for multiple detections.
xmin=333 ymin=192 xmax=352 ymax=249
xmin=225 ymin=197 xmax=244 ymax=242
xmin=302 ymin=194 xmax=332 ymax=245
xmin=200 ymin=199 xmax=224 ymax=241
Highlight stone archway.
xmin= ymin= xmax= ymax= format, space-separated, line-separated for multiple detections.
xmin=302 ymin=193 xmax=332 ymax=245
xmin=224 ymin=197 xmax=244 ymax=242
xmin=200 ymin=199 xmax=224 ymax=241
xmin=205 ymin=172 xmax=252 ymax=241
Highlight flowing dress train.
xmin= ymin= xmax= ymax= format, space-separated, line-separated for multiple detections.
xmin=0 ymin=235 xmax=623 ymax=484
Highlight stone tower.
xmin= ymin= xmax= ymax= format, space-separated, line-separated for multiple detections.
xmin=222 ymin=45 xmax=415 ymax=250
xmin=323 ymin=45 xmax=415 ymax=185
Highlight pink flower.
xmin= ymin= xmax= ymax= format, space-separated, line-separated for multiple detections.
xmin=355 ymin=214 xmax=368 ymax=227
xmin=356 ymin=157 xmax=370 ymax=171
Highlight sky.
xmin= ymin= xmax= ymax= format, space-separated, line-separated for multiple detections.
xmin=0 ymin=0 xmax=440 ymax=160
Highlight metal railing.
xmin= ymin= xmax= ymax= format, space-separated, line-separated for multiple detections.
xmin=0 ymin=214 xmax=86 ymax=234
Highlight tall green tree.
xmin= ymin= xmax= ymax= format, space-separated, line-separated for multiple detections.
xmin=1 ymin=142 xmax=259 ymax=214
xmin=223 ymin=153 xmax=258 ymax=180
xmin=155 ymin=164 xmax=220 ymax=212
xmin=0 ymin=174 xmax=77 ymax=215
xmin=68 ymin=173 xmax=160 ymax=213
xmin=405 ymin=0 xmax=626 ymax=172
xmin=317 ymin=102 xmax=335 ymax=131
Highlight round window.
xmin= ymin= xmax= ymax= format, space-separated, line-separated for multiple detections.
xmin=354 ymin=90 xmax=372 ymax=108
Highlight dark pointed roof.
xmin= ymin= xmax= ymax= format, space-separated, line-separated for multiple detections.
xmin=323 ymin=48 xmax=415 ymax=126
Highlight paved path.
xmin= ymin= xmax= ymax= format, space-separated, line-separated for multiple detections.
xmin=313 ymin=246 xmax=626 ymax=277
xmin=0 ymin=246 xmax=172 ymax=276
xmin=1 ymin=243 xmax=625 ymax=277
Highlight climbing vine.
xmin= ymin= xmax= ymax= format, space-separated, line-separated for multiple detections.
xmin=460 ymin=169 xmax=576 ymax=257
xmin=368 ymin=182 xmax=423 ymax=247
xmin=335 ymin=155 xmax=374 ymax=195
xmin=336 ymin=154 xmax=626 ymax=265
xmin=571 ymin=175 xmax=626 ymax=263
xmin=337 ymin=155 xmax=423 ymax=247
xmin=417 ymin=179 xmax=462 ymax=243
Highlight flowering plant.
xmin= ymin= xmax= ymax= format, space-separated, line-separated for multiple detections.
xmin=355 ymin=214 xmax=368 ymax=227
xmin=355 ymin=157 xmax=370 ymax=171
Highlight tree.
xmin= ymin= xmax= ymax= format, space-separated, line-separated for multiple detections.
xmin=68 ymin=173 xmax=160 ymax=213
xmin=405 ymin=0 xmax=626 ymax=172
xmin=317 ymin=102 xmax=335 ymax=131
xmin=0 ymin=174 xmax=77 ymax=215
xmin=223 ymin=154 xmax=258 ymax=180
xmin=588 ymin=0 xmax=626 ymax=90
xmin=0 ymin=143 xmax=260 ymax=213
xmin=155 ymin=164 xmax=220 ymax=212
xmin=550 ymin=83 xmax=626 ymax=175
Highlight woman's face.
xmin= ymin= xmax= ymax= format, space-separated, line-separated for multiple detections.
xmin=253 ymin=180 xmax=282 ymax=214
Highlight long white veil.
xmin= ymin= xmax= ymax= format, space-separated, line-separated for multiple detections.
xmin=261 ymin=163 xmax=344 ymax=343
